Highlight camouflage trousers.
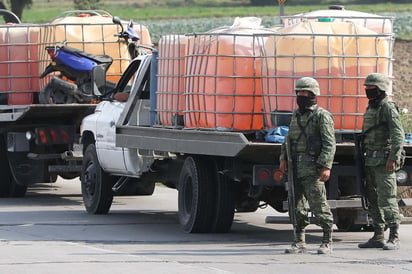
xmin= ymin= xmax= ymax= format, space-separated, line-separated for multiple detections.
xmin=365 ymin=165 xmax=401 ymax=229
xmin=294 ymin=174 xmax=334 ymax=230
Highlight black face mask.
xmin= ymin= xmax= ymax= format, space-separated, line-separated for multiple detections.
xmin=365 ymin=87 xmax=380 ymax=100
xmin=366 ymin=87 xmax=386 ymax=108
xmin=297 ymin=95 xmax=317 ymax=111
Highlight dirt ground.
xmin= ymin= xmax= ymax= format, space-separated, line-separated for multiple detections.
xmin=392 ymin=39 xmax=412 ymax=110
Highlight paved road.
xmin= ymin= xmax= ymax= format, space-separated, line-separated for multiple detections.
xmin=0 ymin=178 xmax=411 ymax=274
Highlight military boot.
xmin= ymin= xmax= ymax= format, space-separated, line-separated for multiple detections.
xmin=285 ymin=229 xmax=307 ymax=254
xmin=317 ymin=228 xmax=332 ymax=254
xmin=358 ymin=227 xmax=385 ymax=248
xmin=383 ymin=224 xmax=400 ymax=250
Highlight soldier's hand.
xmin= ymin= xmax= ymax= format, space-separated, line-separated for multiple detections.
xmin=280 ymin=159 xmax=288 ymax=174
xmin=386 ymin=159 xmax=396 ymax=172
xmin=320 ymin=167 xmax=330 ymax=182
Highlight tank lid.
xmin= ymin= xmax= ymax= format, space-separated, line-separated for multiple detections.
xmin=329 ymin=5 xmax=345 ymax=10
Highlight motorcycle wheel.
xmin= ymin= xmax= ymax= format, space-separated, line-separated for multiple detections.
xmin=39 ymin=81 xmax=75 ymax=104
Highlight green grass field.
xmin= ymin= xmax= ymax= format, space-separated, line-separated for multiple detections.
xmin=19 ymin=1 xmax=412 ymax=23
xmin=1 ymin=1 xmax=407 ymax=42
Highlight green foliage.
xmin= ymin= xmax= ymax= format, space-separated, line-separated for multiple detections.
xmin=10 ymin=0 xmax=412 ymax=42
xmin=19 ymin=1 xmax=412 ymax=22
xmin=400 ymin=108 xmax=412 ymax=133
xmin=73 ymin=0 xmax=100 ymax=10
xmin=140 ymin=12 xmax=412 ymax=44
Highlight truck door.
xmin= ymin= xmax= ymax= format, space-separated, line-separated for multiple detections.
xmin=95 ymin=101 xmax=127 ymax=172
xmin=94 ymin=57 xmax=144 ymax=173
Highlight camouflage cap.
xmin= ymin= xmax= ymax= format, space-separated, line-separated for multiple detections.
xmin=295 ymin=77 xmax=320 ymax=96
xmin=364 ymin=73 xmax=389 ymax=92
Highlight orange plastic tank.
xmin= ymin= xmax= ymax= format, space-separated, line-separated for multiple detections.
xmin=282 ymin=8 xmax=393 ymax=34
xmin=156 ymin=34 xmax=188 ymax=127
xmin=184 ymin=21 xmax=276 ymax=131
xmin=260 ymin=21 xmax=393 ymax=131
xmin=40 ymin=12 xmax=151 ymax=85
xmin=0 ymin=24 xmax=40 ymax=105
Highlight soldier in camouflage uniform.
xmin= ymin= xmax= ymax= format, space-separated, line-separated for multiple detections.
xmin=280 ymin=77 xmax=336 ymax=254
xmin=358 ymin=73 xmax=404 ymax=250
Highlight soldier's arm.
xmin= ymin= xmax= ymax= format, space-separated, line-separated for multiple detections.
xmin=317 ymin=111 xmax=336 ymax=169
xmin=386 ymin=104 xmax=405 ymax=161
xmin=280 ymin=143 xmax=287 ymax=161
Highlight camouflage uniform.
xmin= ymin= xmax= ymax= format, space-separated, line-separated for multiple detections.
xmin=359 ymin=73 xmax=404 ymax=250
xmin=280 ymin=77 xmax=336 ymax=254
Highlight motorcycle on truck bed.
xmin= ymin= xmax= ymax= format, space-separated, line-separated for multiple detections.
xmin=0 ymin=10 xmax=151 ymax=197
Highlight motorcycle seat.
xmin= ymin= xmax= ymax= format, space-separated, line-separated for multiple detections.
xmin=61 ymin=46 xmax=113 ymax=65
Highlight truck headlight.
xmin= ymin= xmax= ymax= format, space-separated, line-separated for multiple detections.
xmin=396 ymin=170 xmax=408 ymax=185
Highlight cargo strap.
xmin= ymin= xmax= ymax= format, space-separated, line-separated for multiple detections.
xmin=292 ymin=106 xmax=320 ymax=155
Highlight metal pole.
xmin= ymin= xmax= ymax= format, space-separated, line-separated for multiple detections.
xmin=279 ymin=3 xmax=284 ymax=17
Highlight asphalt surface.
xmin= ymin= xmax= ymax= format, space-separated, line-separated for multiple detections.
xmin=0 ymin=178 xmax=411 ymax=274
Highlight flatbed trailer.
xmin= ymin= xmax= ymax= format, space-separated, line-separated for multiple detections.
xmin=0 ymin=9 xmax=152 ymax=198
xmin=115 ymin=121 xmax=412 ymax=231
xmin=0 ymin=104 xmax=96 ymax=197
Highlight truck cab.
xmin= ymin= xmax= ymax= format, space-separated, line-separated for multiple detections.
xmin=81 ymin=55 xmax=154 ymax=176
xmin=80 ymin=54 xmax=162 ymax=214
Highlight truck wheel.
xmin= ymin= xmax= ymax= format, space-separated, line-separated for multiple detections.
xmin=211 ymin=161 xmax=235 ymax=233
xmin=7 ymin=178 xmax=27 ymax=198
xmin=336 ymin=209 xmax=363 ymax=232
xmin=0 ymin=171 xmax=27 ymax=198
xmin=0 ymin=137 xmax=27 ymax=197
xmin=178 ymin=156 xmax=216 ymax=233
xmin=81 ymin=144 xmax=114 ymax=214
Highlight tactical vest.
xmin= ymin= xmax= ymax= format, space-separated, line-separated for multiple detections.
xmin=289 ymin=106 xmax=323 ymax=157
xmin=362 ymin=102 xmax=393 ymax=150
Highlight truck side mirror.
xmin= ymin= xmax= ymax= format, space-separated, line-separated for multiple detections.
xmin=92 ymin=65 xmax=107 ymax=95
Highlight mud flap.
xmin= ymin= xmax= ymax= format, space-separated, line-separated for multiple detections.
xmin=7 ymin=151 xmax=48 ymax=186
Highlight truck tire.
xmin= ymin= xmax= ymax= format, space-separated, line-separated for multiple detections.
xmin=81 ymin=144 xmax=114 ymax=214
xmin=0 ymin=163 xmax=27 ymax=198
xmin=178 ymin=156 xmax=217 ymax=233
xmin=336 ymin=209 xmax=363 ymax=232
xmin=0 ymin=137 xmax=27 ymax=198
xmin=5 ymin=178 xmax=27 ymax=198
xmin=211 ymin=161 xmax=235 ymax=233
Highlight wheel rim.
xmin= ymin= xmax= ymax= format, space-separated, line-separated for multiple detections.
xmin=182 ymin=175 xmax=193 ymax=223
xmin=84 ymin=161 xmax=97 ymax=200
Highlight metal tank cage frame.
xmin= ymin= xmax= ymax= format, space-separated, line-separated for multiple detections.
xmin=0 ymin=14 xmax=151 ymax=108
xmin=254 ymin=30 xmax=394 ymax=132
